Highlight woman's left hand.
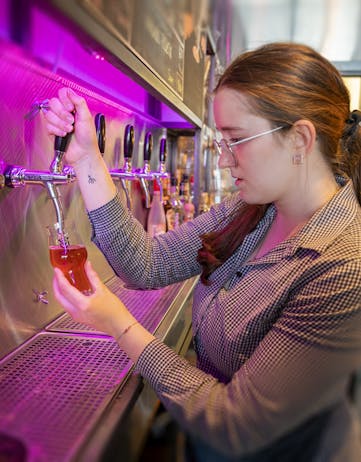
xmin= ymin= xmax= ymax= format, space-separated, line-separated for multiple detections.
xmin=53 ymin=261 xmax=134 ymax=339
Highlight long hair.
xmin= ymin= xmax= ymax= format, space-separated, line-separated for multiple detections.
xmin=198 ymin=42 xmax=360 ymax=284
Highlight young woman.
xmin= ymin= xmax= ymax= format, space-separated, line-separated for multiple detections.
xmin=45 ymin=43 xmax=361 ymax=461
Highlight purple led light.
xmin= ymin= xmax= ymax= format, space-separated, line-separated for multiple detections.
xmin=29 ymin=5 xmax=193 ymax=126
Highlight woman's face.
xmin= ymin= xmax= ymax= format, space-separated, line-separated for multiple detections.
xmin=213 ymin=87 xmax=295 ymax=205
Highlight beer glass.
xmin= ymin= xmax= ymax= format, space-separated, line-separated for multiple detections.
xmin=47 ymin=223 xmax=93 ymax=295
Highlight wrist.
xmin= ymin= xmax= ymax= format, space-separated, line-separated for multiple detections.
xmin=114 ymin=320 xmax=139 ymax=343
xmin=114 ymin=320 xmax=156 ymax=362
xmin=71 ymin=149 xmax=101 ymax=171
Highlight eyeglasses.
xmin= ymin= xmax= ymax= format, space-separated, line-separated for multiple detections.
xmin=214 ymin=125 xmax=285 ymax=157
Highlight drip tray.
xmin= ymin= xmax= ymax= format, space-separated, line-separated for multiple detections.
xmin=0 ymin=332 xmax=132 ymax=462
xmin=46 ymin=278 xmax=183 ymax=335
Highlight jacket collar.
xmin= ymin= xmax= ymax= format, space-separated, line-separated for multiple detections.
xmin=288 ymin=178 xmax=359 ymax=254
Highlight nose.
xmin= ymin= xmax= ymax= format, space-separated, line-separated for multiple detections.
xmin=218 ymin=150 xmax=236 ymax=169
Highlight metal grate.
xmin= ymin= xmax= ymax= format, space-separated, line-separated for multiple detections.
xmin=46 ymin=278 xmax=183 ymax=334
xmin=0 ymin=333 xmax=132 ymax=462
xmin=110 ymin=279 xmax=183 ymax=332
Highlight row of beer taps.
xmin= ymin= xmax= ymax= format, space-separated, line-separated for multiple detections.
xmin=0 ymin=113 xmax=168 ymax=234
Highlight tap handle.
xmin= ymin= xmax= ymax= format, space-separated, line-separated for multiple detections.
xmin=159 ymin=138 xmax=167 ymax=163
xmin=54 ymin=132 xmax=72 ymax=153
xmin=124 ymin=124 xmax=134 ymax=160
xmin=143 ymin=131 xmax=153 ymax=162
xmin=95 ymin=113 xmax=106 ymax=155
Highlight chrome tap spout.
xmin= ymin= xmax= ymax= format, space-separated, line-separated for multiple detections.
xmin=45 ymin=182 xmax=66 ymax=234
xmin=138 ymin=176 xmax=151 ymax=209
xmin=150 ymin=138 xmax=169 ymax=202
xmin=110 ymin=124 xmax=135 ymax=210
xmin=4 ymin=166 xmax=75 ymax=187
xmin=3 ymin=133 xmax=75 ymax=234
xmin=3 ymin=163 xmax=75 ymax=235
xmin=48 ymin=133 xmax=73 ymax=233
xmin=110 ymin=170 xmax=137 ymax=180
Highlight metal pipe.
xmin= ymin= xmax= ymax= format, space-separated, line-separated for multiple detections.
xmin=45 ymin=182 xmax=65 ymax=232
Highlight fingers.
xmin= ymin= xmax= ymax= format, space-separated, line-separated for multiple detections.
xmin=53 ymin=273 xmax=77 ymax=315
xmin=58 ymin=87 xmax=76 ymax=111
xmin=64 ymin=88 xmax=92 ymax=121
xmin=85 ymin=261 xmax=103 ymax=292
xmin=53 ymin=267 xmax=87 ymax=310
xmin=45 ymin=111 xmax=74 ymax=137
xmin=45 ymin=94 xmax=74 ymax=136
xmin=45 ymin=87 xmax=91 ymax=137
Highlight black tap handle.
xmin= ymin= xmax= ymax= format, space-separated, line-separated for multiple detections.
xmin=124 ymin=124 xmax=134 ymax=159
xmin=143 ymin=131 xmax=153 ymax=162
xmin=159 ymin=138 xmax=167 ymax=163
xmin=95 ymin=113 xmax=106 ymax=155
xmin=54 ymin=132 xmax=72 ymax=152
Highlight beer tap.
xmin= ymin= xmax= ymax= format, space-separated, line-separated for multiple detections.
xmin=46 ymin=132 xmax=73 ymax=237
xmin=109 ymin=124 xmax=136 ymax=209
xmin=136 ymin=131 xmax=153 ymax=208
xmin=2 ymin=132 xmax=75 ymax=237
xmin=47 ymin=113 xmax=103 ymax=240
xmin=3 ymin=131 xmax=74 ymax=187
xmin=152 ymin=138 xmax=169 ymax=202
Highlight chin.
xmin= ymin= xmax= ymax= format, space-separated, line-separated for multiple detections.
xmin=238 ymin=191 xmax=265 ymax=205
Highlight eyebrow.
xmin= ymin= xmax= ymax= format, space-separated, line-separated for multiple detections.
xmin=216 ymin=126 xmax=246 ymax=132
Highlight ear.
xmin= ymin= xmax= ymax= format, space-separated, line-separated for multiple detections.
xmin=291 ymin=119 xmax=317 ymax=155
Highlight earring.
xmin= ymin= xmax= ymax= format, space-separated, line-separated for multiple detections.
xmin=292 ymin=152 xmax=304 ymax=165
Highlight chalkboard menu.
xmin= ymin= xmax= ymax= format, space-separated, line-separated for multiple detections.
xmin=75 ymin=0 xmax=208 ymax=119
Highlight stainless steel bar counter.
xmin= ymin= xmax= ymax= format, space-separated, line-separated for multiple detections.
xmin=0 ymin=276 xmax=197 ymax=462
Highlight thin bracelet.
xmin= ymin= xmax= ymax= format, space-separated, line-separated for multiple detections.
xmin=115 ymin=321 xmax=139 ymax=343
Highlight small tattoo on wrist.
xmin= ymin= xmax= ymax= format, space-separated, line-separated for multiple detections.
xmin=88 ymin=175 xmax=96 ymax=184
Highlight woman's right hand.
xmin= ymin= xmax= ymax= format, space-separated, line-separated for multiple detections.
xmin=45 ymin=87 xmax=117 ymax=210
xmin=45 ymin=87 xmax=100 ymax=167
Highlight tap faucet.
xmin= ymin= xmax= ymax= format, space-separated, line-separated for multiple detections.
xmin=123 ymin=124 xmax=135 ymax=176
xmin=158 ymin=138 xmax=167 ymax=175
xmin=152 ymin=138 xmax=169 ymax=202
xmin=109 ymin=124 xmax=136 ymax=209
xmin=136 ymin=131 xmax=153 ymax=208
xmin=3 ymin=132 xmax=75 ymax=235
xmin=47 ymin=132 xmax=73 ymax=235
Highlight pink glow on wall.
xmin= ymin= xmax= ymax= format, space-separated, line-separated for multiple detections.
xmin=30 ymin=6 xmax=147 ymax=113
xmin=0 ymin=0 xmax=9 ymax=40
xmin=28 ymin=5 xmax=192 ymax=127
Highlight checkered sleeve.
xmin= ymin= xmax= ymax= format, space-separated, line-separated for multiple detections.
xmin=136 ymin=258 xmax=361 ymax=457
xmin=88 ymin=192 xmax=242 ymax=288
